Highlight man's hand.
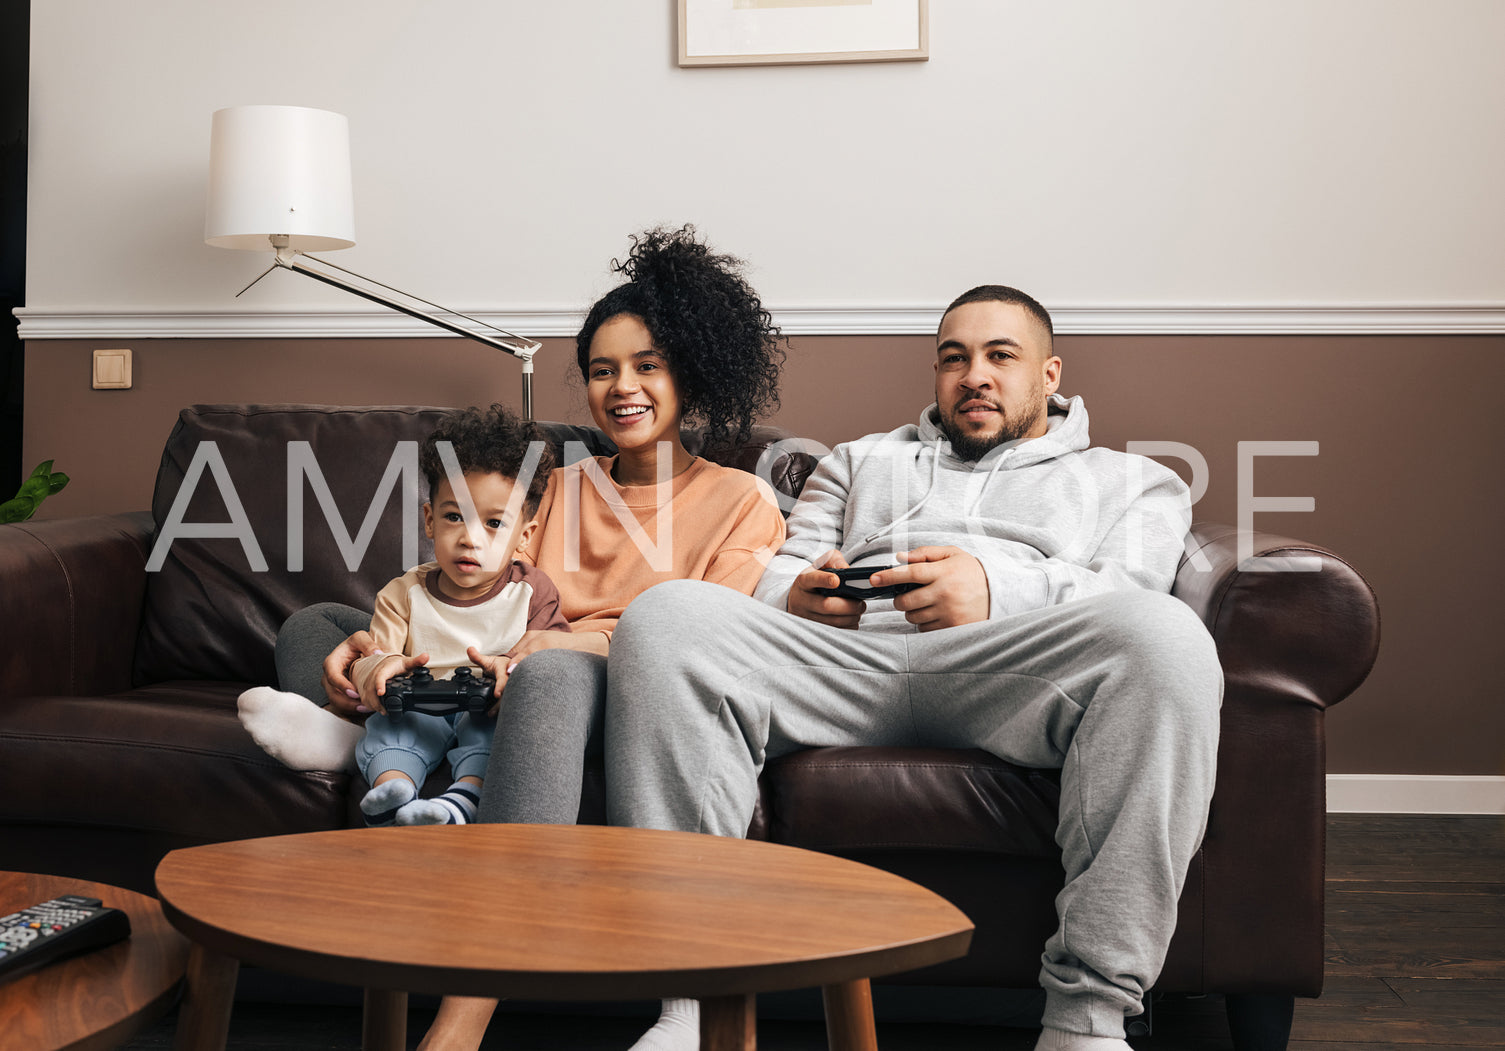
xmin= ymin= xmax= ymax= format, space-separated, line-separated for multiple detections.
xmin=467 ymin=632 xmax=610 ymax=717
xmin=871 ymin=547 xmax=990 ymax=631
xmin=322 ymin=630 xmax=381 ymax=713
xmin=362 ymin=652 xmax=430 ymax=716
xmin=787 ymin=550 xmax=865 ymax=629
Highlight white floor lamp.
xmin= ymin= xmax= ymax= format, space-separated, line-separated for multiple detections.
xmin=204 ymin=105 xmax=542 ymax=419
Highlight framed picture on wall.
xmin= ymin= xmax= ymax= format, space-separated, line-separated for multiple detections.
xmin=678 ymin=0 xmax=928 ymax=67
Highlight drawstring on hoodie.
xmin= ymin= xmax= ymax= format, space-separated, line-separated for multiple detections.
xmin=969 ymin=449 xmax=1013 ymax=516
xmin=861 ymin=435 xmax=945 ymax=545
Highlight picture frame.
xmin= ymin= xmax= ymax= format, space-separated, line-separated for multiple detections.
xmin=678 ymin=0 xmax=928 ymax=68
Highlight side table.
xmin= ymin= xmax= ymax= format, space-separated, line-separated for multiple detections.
xmin=0 ymin=870 xmax=189 ymax=1051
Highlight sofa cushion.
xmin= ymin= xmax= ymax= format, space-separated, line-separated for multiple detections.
xmin=763 ymin=747 xmax=1062 ymax=858
xmin=0 ymin=684 xmax=350 ymax=839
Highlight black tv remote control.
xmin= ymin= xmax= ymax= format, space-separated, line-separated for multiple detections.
xmin=0 ymin=894 xmax=132 ymax=986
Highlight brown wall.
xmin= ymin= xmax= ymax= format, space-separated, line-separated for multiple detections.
xmin=22 ymin=333 xmax=1505 ymax=777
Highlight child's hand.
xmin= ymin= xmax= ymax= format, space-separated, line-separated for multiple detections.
xmin=464 ymin=634 xmax=607 ymax=717
xmin=363 ymin=653 xmax=430 ymax=715
xmin=465 ymin=647 xmax=510 ymax=717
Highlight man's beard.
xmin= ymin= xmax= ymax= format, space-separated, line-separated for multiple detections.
xmin=937 ymin=391 xmax=1045 ymax=462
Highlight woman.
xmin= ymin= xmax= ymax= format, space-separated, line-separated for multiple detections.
xmin=272 ymin=225 xmax=786 ymax=1051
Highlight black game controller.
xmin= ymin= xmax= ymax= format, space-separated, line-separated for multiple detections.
xmin=382 ymin=666 xmax=495 ymax=718
xmin=814 ymin=565 xmax=921 ymax=601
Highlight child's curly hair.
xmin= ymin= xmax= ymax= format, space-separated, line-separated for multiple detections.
xmin=575 ymin=225 xmax=786 ymax=447
xmin=418 ymin=404 xmax=555 ymax=514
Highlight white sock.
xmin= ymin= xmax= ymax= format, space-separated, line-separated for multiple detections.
xmin=237 ymin=687 xmax=362 ymax=771
xmin=396 ymin=782 xmax=481 ymax=825
xmin=627 ymin=998 xmax=699 ymax=1051
xmin=360 ymin=779 xmax=417 ymax=826
xmin=1034 ymin=1027 xmax=1130 ymax=1051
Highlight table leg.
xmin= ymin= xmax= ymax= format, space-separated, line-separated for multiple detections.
xmin=701 ymin=992 xmax=757 ymax=1050
xmin=363 ymin=988 xmax=409 ymax=1051
xmin=822 ymin=979 xmax=878 ymax=1051
xmin=173 ymin=943 xmax=239 ymax=1051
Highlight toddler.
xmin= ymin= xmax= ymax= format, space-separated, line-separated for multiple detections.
xmin=353 ymin=404 xmax=565 ymax=826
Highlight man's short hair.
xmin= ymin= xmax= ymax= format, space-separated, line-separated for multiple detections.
xmin=940 ymin=285 xmax=1055 ymax=351
xmin=418 ymin=404 xmax=555 ymax=514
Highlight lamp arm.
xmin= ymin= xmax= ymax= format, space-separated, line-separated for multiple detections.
xmin=266 ymin=247 xmax=540 ymax=418
xmin=276 ymin=252 xmax=542 ymax=362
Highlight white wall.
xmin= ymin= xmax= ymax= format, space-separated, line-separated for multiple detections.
xmin=25 ymin=0 xmax=1505 ymax=324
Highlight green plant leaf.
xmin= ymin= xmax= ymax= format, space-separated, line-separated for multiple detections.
xmin=0 ymin=496 xmax=36 ymax=524
xmin=29 ymin=460 xmax=54 ymax=480
xmin=47 ymin=471 xmax=70 ymax=495
xmin=16 ymin=476 xmax=48 ymax=501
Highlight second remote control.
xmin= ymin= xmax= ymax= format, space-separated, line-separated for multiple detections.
xmin=0 ymin=894 xmax=132 ymax=986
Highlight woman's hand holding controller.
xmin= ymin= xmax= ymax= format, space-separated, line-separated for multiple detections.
xmin=322 ymin=631 xmax=379 ymax=713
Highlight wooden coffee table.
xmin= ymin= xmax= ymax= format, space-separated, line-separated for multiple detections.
xmin=0 ymin=871 xmax=190 ymax=1051
xmin=154 ymin=824 xmax=973 ymax=1051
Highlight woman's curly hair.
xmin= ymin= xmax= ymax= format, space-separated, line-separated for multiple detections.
xmin=575 ymin=225 xmax=785 ymax=447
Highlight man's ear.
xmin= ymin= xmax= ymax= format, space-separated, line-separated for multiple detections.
xmin=1043 ymin=356 xmax=1062 ymax=394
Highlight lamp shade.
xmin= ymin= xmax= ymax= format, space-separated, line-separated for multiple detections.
xmin=205 ymin=105 xmax=355 ymax=252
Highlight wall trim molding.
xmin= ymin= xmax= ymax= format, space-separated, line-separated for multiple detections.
xmin=1327 ymin=775 xmax=1505 ymax=815
xmin=16 ymin=303 xmax=1505 ymax=340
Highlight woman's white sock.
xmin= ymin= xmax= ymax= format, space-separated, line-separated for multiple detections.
xmin=237 ymin=687 xmax=362 ymax=771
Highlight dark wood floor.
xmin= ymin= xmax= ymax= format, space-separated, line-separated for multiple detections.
xmin=122 ymin=814 xmax=1505 ymax=1050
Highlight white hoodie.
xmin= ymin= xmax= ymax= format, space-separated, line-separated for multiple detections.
xmin=753 ymin=394 xmax=1192 ymax=633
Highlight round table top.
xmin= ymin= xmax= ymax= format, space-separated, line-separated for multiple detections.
xmin=154 ymin=824 xmax=973 ymax=1000
xmin=0 ymin=871 xmax=189 ymax=1051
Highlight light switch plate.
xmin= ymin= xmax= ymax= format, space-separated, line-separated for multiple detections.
xmin=93 ymin=348 xmax=132 ymax=389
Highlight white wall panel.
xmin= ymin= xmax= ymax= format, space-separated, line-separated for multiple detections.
xmin=26 ymin=1 xmax=1505 ymax=317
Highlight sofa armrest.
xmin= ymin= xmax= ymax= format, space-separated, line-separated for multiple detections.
xmin=1173 ymin=521 xmax=1380 ymax=712
xmin=0 ymin=512 xmax=154 ymax=700
xmin=1167 ymin=521 xmax=1379 ymax=993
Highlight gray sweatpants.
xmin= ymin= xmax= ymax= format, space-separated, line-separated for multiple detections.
xmin=604 ymin=579 xmax=1222 ymax=1039
xmin=274 ymin=602 xmax=372 ymax=705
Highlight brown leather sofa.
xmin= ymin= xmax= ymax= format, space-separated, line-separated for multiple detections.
xmin=0 ymin=404 xmax=1379 ymax=1050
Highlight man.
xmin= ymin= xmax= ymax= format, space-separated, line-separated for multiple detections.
xmin=605 ymin=285 xmax=1223 ymax=1050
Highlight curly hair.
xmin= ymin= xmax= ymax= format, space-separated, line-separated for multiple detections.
xmin=418 ymin=404 xmax=555 ymax=514
xmin=575 ymin=225 xmax=785 ymax=447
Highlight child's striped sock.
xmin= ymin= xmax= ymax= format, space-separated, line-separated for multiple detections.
xmin=395 ymin=781 xmax=481 ymax=825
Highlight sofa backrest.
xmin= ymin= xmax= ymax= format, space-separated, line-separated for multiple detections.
xmin=134 ymin=404 xmax=814 ymax=687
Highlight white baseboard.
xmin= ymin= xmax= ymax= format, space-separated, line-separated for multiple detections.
xmin=1327 ymin=775 xmax=1505 ymax=815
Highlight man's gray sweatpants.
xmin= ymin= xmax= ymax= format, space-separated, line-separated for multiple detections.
xmin=604 ymin=579 xmax=1222 ymax=1039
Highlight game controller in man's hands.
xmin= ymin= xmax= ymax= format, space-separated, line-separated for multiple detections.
xmin=382 ymin=666 xmax=495 ymax=718
xmin=813 ymin=566 xmax=921 ymax=601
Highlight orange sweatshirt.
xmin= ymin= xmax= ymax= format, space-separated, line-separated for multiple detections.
xmin=516 ymin=456 xmax=786 ymax=637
